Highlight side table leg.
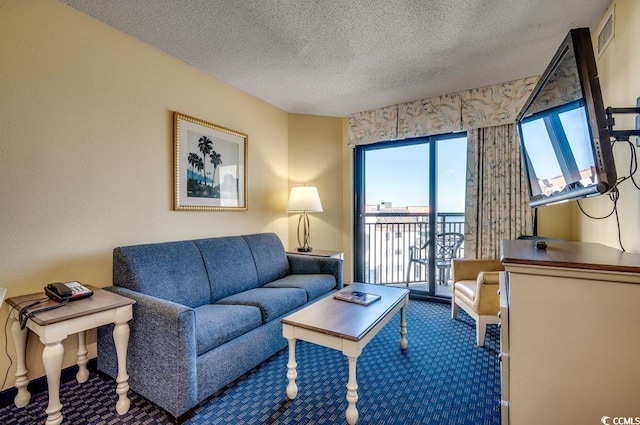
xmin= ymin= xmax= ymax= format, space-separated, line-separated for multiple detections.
xmin=399 ymin=305 xmax=408 ymax=350
xmin=286 ymin=338 xmax=298 ymax=399
xmin=76 ymin=331 xmax=89 ymax=383
xmin=11 ymin=318 xmax=31 ymax=407
xmin=113 ymin=321 xmax=131 ymax=415
xmin=42 ymin=341 xmax=64 ymax=425
xmin=345 ymin=355 xmax=359 ymax=425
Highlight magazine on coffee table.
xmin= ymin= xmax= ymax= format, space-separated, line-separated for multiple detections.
xmin=334 ymin=290 xmax=381 ymax=306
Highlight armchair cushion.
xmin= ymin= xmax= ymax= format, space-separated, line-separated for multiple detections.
xmin=453 ymin=279 xmax=476 ymax=306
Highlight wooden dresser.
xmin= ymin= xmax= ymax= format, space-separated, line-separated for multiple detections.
xmin=500 ymin=239 xmax=640 ymax=424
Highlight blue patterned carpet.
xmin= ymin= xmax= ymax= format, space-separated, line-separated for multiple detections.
xmin=2 ymin=300 xmax=500 ymax=424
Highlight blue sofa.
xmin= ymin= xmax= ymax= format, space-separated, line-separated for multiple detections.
xmin=97 ymin=233 xmax=342 ymax=422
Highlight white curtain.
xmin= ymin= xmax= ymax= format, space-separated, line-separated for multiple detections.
xmin=464 ymin=124 xmax=534 ymax=259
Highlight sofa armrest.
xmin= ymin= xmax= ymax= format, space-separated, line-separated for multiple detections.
xmin=287 ymin=254 xmax=344 ymax=289
xmin=97 ymin=286 xmax=198 ymax=418
xmin=452 ymin=258 xmax=504 ymax=282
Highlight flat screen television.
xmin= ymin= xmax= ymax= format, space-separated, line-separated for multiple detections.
xmin=516 ymin=27 xmax=617 ymax=208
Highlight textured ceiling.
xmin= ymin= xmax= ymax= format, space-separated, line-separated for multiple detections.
xmin=61 ymin=0 xmax=611 ymax=117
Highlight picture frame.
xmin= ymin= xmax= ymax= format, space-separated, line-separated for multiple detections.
xmin=174 ymin=112 xmax=248 ymax=211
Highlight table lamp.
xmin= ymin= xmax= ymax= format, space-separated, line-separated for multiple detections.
xmin=287 ymin=185 xmax=323 ymax=252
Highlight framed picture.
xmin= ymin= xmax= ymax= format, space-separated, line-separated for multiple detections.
xmin=174 ymin=112 xmax=248 ymax=211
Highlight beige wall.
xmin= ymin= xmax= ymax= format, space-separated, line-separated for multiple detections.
xmin=287 ymin=115 xmax=344 ymax=252
xmin=576 ymin=0 xmax=640 ymax=250
xmin=0 ymin=0 xmax=292 ymax=389
xmin=537 ymin=203 xmax=577 ymax=240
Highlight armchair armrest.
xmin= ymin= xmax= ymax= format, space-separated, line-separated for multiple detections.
xmin=452 ymin=258 xmax=504 ymax=282
xmin=97 ymin=286 xmax=198 ymax=417
xmin=473 ymin=271 xmax=501 ymax=314
xmin=287 ymin=254 xmax=343 ymax=289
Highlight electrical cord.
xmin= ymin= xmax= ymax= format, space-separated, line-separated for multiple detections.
xmin=576 ymin=194 xmax=616 ymax=220
xmin=20 ymin=297 xmax=69 ymax=330
xmin=623 ymin=139 xmax=640 ymax=190
xmin=614 ymin=200 xmax=625 ymax=252
xmin=576 ymin=139 xmax=640 ymax=251
xmin=1 ymin=297 xmax=49 ymax=392
xmin=18 ymin=300 xmax=44 ymax=330
xmin=577 ymin=186 xmax=625 ymax=251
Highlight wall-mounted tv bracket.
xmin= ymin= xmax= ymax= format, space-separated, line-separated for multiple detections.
xmin=605 ymin=97 xmax=640 ymax=145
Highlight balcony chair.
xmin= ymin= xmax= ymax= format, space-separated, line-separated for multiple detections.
xmin=405 ymin=232 xmax=464 ymax=286
xmin=451 ymin=258 xmax=504 ymax=346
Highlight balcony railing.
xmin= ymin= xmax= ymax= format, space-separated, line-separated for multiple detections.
xmin=362 ymin=212 xmax=464 ymax=286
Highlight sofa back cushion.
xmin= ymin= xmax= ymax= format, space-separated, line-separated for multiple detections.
xmin=242 ymin=233 xmax=291 ymax=285
xmin=194 ymin=236 xmax=259 ymax=302
xmin=113 ymin=241 xmax=211 ymax=307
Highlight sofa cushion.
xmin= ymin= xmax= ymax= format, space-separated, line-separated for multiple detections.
xmin=194 ymin=237 xmax=260 ymax=301
xmin=263 ymin=274 xmax=336 ymax=301
xmin=242 ymin=233 xmax=291 ymax=285
xmin=193 ymin=304 xmax=262 ymax=356
xmin=216 ymin=287 xmax=307 ymax=323
xmin=113 ymin=241 xmax=211 ymax=308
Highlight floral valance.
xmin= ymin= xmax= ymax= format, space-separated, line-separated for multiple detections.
xmin=348 ymin=76 xmax=539 ymax=146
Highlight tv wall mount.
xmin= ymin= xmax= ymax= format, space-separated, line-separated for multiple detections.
xmin=605 ymin=96 xmax=640 ymax=145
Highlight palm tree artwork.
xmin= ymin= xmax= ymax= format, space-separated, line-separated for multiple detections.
xmin=186 ymin=136 xmax=223 ymax=198
xmin=198 ymin=136 xmax=213 ymax=185
xmin=210 ymin=151 xmax=222 ymax=184
xmin=195 ymin=158 xmax=204 ymax=184
xmin=187 ymin=152 xmax=200 ymax=182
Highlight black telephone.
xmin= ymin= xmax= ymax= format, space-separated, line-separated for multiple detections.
xmin=45 ymin=281 xmax=93 ymax=302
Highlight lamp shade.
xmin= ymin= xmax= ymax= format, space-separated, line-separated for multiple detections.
xmin=286 ymin=186 xmax=323 ymax=212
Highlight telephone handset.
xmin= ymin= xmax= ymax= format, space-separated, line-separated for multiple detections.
xmin=45 ymin=281 xmax=93 ymax=302
xmin=17 ymin=282 xmax=94 ymax=329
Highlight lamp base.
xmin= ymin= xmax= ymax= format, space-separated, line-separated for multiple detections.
xmin=296 ymin=247 xmax=313 ymax=252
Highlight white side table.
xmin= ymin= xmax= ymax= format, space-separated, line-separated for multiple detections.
xmin=6 ymin=287 xmax=134 ymax=425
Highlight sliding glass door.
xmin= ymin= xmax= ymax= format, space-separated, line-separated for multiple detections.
xmin=354 ymin=134 xmax=467 ymax=299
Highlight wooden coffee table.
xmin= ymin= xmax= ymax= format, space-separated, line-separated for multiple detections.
xmin=281 ymin=282 xmax=409 ymax=425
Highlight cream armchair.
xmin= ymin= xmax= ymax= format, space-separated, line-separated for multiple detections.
xmin=451 ymin=259 xmax=504 ymax=346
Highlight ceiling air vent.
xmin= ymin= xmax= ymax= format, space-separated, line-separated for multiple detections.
xmin=596 ymin=7 xmax=614 ymax=58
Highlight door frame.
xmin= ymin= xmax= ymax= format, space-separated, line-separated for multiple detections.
xmin=353 ymin=133 xmax=466 ymax=300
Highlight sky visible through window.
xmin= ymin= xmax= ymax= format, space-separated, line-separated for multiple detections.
xmin=364 ymin=136 xmax=467 ymax=213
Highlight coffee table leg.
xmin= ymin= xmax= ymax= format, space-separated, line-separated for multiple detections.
xmin=11 ymin=318 xmax=31 ymax=408
xmin=286 ymin=338 xmax=298 ymax=399
xmin=399 ymin=305 xmax=408 ymax=350
xmin=346 ymin=355 xmax=359 ymax=425
xmin=42 ymin=341 xmax=64 ymax=425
